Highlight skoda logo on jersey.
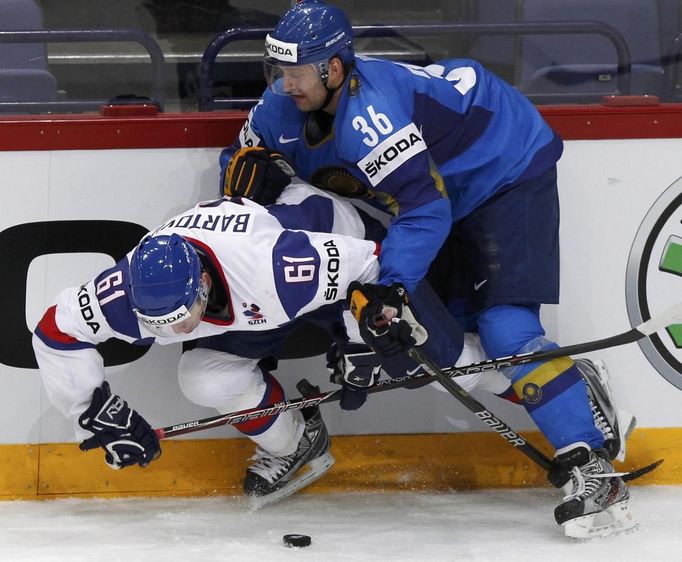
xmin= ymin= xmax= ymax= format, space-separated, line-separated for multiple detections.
xmin=135 ymin=305 xmax=190 ymax=326
xmin=265 ymin=35 xmax=297 ymax=63
xmin=323 ymin=239 xmax=340 ymax=301
xmin=626 ymin=176 xmax=682 ymax=390
xmin=358 ymin=123 xmax=427 ymax=186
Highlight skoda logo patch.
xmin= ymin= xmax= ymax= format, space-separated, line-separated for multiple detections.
xmin=626 ymin=176 xmax=682 ymax=389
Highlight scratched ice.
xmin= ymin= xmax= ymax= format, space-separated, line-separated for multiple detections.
xmin=0 ymin=487 xmax=680 ymax=561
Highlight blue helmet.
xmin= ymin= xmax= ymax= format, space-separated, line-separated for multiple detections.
xmin=129 ymin=234 xmax=203 ymax=326
xmin=265 ymin=1 xmax=354 ymax=66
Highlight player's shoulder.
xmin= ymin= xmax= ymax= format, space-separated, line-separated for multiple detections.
xmin=433 ymin=57 xmax=487 ymax=72
xmin=258 ymin=89 xmax=303 ymax=121
xmin=353 ymin=56 xmax=413 ymax=86
xmin=93 ymin=257 xmax=140 ymax=330
xmin=335 ymin=59 xmax=417 ymax=158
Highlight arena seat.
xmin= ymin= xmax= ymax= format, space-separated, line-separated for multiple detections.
xmin=658 ymin=0 xmax=682 ymax=99
xmin=467 ymin=0 xmax=521 ymax=83
xmin=658 ymin=0 xmax=682 ymax=54
xmin=0 ymin=0 xmax=57 ymax=103
xmin=519 ymin=0 xmax=665 ymax=98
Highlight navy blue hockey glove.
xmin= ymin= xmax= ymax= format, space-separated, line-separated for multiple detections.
xmin=223 ymin=146 xmax=296 ymax=205
xmin=347 ymin=282 xmax=428 ymax=357
xmin=78 ymin=382 xmax=161 ymax=470
xmin=327 ymin=342 xmax=382 ymax=410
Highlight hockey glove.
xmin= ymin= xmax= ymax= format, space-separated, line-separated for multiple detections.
xmin=327 ymin=342 xmax=382 ymax=410
xmin=223 ymin=146 xmax=296 ymax=205
xmin=347 ymin=282 xmax=428 ymax=357
xmin=78 ymin=382 xmax=161 ymax=470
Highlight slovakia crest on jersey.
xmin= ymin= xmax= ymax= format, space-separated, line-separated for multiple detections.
xmin=242 ymin=303 xmax=267 ymax=325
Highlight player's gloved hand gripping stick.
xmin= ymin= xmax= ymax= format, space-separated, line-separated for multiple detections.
xmin=326 ymin=341 xmax=382 ymax=410
xmin=347 ymin=281 xmax=428 ymax=357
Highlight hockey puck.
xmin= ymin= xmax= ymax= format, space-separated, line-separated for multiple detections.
xmin=283 ymin=534 xmax=312 ymax=548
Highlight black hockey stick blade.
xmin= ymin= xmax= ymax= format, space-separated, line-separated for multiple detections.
xmin=622 ymin=458 xmax=664 ymax=482
xmin=296 ymin=378 xmax=320 ymax=398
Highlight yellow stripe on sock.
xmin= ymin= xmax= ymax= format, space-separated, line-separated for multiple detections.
xmin=512 ymin=356 xmax=575 ymax=399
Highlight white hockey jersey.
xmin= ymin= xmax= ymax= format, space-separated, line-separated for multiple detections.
xmin=33 ymin=182 xmax=380 ymax=424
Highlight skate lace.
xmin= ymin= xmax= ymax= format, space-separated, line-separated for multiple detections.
xmin=589 ymin=395 xmax=616 ymax=441
xmin=249 ymin=438 xmax=312 ymax=484
xmin=564 ymin=459 xmax=627 ymax=502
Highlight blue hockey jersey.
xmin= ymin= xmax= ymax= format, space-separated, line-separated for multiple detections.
xmin=220 ymin=57 xmax=563 ymax=292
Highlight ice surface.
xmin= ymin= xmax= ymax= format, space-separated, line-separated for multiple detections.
xmin=0 ymin=486 xmax=680 ymax=561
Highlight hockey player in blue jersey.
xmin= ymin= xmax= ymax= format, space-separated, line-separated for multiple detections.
xmin=217 ymin=0 xmax=636 ymax=538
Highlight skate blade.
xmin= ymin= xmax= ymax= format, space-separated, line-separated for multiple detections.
xmin=247 ymin=452 xmax=336 ymax=511
xmin=562 ymin=500 xmax=638 ymax=540
xmin=591 ymin=358 xmax=636 ymax=463
xmin=614 ymin=410 xmax=637 ymax=462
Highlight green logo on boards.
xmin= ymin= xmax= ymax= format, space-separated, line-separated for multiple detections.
xmin=626 ymin=177 xmax=682 ymax=389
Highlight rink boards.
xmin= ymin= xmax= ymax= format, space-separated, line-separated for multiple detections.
xmin=1 ymin=107 xmax=682 ymax=498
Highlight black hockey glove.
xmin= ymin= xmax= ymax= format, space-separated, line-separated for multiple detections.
xmin=223 ymin=146 xmax=296 ymax=205
xmin=347 ymin=282 xmax=428 ymax=357
xmin=327 ymin=342 xmax=382 ymax=410
xmin=78 ymin=382 xmax=161 ymax=470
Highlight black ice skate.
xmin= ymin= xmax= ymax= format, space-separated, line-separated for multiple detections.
xmin=243 ymin=405 xmax=334 ymax=508
xmin=575 ymin=358 xmax=636 ymax=462
xmin=554 ymin=445 xmax=637 ymax=539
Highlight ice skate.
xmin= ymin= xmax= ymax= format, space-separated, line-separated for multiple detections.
xmin=554 ymin=445 xmax=637 ymax=539
xmin=575 ymin=358 xmax=636 ymax=462
xmin=243 ymin=405 xmax=334 ymax=508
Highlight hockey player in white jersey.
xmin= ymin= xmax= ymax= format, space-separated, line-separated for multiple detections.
xmin=32 ymin=180 xmax=500 ymax=505
xmin=32 ymin=181 xmax=381 ymax=504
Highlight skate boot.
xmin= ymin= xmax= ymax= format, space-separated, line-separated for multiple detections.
xmin=554 ymin=445 xmax=637 ymax=539
xmin=575 ymin=358 xmax=636 ymax=462
xmin=243 ymin=405 xmax=335 ymax=508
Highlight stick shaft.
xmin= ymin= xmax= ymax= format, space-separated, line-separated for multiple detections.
xmin=156 ymin=302 xmax=682 ymax=439
xmin=408 ymin=347 xmax=552 ymax=469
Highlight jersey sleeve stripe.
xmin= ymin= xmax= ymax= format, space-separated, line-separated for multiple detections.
xmin=34 ymin=306 xmax=96 ymax=351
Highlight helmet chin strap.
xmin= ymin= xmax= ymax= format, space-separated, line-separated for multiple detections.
xmin=318 ymin=58 xmax=349 ymax=112
xmin=320 ymin=84 xmax=339 ymax=111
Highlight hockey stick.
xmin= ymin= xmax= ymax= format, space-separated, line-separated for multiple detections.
xmin=409 ymin=345 xmax=554 ymax=469
xmin=406 ymin=346 xmax=663 ymax=482
xmin=155 ymin=301 xmax=682 ymax=440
